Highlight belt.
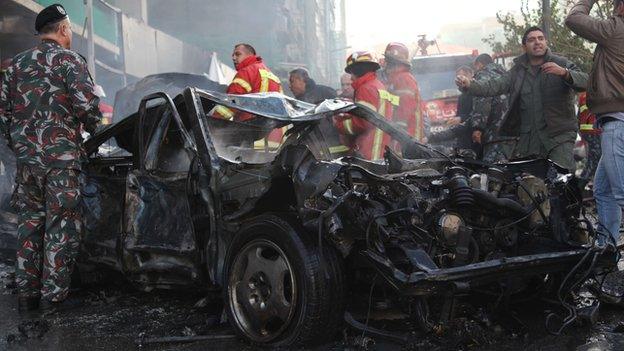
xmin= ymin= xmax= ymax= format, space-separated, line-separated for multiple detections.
xmin=600 ymin=116 xmax=620 ymax=124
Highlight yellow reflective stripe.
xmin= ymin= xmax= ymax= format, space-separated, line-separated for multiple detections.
xmin=356 ymin=100 xmax=377 ymax=111
xmin=260 ymin=76 xmax=268 ymax=92
xmin=393 ymin=89 xmax=415 ymax=95
xmin=259 ymin=69 xmax=281 ymax=93
xmin=254 ymin=139 xmax=281 ymax=149
xmin=343 ymin=118 xmax=354 ymax=135
xmin=395 ymin=121 xmax=408 ymax=127
xmin=259 ymin=69 xmax=281 ymax=83
xmin=329 ymin=145 xmax=350 ymax=153
xmin=579 ymin=105 xmax=589 ymax=113
xmin=281 ymin=125 xmax=291 ymax=138
xmin=232 ymin=78 xmax=252 ymax=93
xmin=215 ymin=105 xmax=235 ymax=120
xmin=415 ymin=108 xmax=422 ymax=140
xmin=371 ymin=128 xmax=384 ymax=160
xmin=580 ymin=124 xmax=594 ymax=130
xmin=378 ymin=89 xmax=400 ymax=106
xmin=378 ymin=98 xmax=386 ymax=116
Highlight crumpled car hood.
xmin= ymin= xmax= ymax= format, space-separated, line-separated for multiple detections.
xmin=194 ymin=90 xmax=355 ymax=121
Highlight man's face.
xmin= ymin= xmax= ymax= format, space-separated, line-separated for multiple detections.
xmin=232 ymin=45 xmax=252 ymax=66
xmin=51 ymin=18 xmax=73 ymax=49
xmin=616 ymin=1 xmax=624 ymax=15
xmin=57 ymin=19 xmax=73 ymax=49
xmin=473 ymin=61 xmax=484 ymax=72
xmin=289 ymin=74 xmax=306 ymax=97
xmin=523 ymin=30 xmax=547 ymax=58
xmin=340 ymin=74 xmax=353 ymax=97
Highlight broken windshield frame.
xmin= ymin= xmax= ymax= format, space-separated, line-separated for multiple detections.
xmin=189 ymin=89 xmax=435 ymax=163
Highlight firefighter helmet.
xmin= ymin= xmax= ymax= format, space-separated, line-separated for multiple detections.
xmin=345 ymin=51 xmax=380 ymax=74
xmin=384 ymin=42 xmax=411 ymax=66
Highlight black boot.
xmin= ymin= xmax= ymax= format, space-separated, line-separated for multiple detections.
xmin=18 ymin=296 xmax=40 ymax=312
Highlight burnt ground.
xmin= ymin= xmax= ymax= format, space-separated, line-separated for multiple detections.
xmin=2 ymin=210 xmax=624 ymax=351
xmin=2 ymin=250 xmax=624 ymax=351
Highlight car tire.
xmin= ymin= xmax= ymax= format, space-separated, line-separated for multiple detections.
xmin=224 ymin=214 xmax=345 ymax=347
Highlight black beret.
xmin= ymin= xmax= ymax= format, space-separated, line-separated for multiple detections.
xmin=35 ymin=4 xmax=68 ymax=33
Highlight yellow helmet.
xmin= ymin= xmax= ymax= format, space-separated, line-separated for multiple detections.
xmin=345 ymin=51 xmax=380 ymax=74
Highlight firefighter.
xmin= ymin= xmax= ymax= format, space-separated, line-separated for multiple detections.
xmin=578 ymin=92 xmax=601 ymax=182
xmin=214 ymin=43 xmax=283 ymax=121
xmin=334 ymin=51 xmax=394 ymax=160
xmin=381 ymin=42 xmax=426 ymax=142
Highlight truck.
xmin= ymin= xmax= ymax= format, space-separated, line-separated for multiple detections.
xmin=411 ymin=52 xmax=477 ymax=135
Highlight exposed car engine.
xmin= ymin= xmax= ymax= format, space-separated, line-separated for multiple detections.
xmin=299 ymin=151 xmax=588 ymax=283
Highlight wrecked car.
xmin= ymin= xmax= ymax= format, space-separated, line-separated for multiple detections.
xmin=81 ymin=89 xmax=616 ymax=347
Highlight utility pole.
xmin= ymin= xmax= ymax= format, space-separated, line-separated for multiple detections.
xmin=542 ymin=0 xmax=551 ymax=40
xmin=85 ymin=0 xmax=96 ymax=81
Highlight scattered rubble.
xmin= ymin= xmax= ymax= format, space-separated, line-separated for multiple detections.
xmin=6 ymin=320 xmax=50 ymax=344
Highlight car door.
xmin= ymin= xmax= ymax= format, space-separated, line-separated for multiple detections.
xmin=81 ymin=117 xmax=137 ymax=270
xmin=121 ymin=93 xmax=201 ymax=287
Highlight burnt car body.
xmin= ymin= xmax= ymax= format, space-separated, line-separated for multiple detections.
xmin=81 ymin=89 xmax=615 ymax=347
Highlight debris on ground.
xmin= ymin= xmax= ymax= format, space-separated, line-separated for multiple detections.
xmin=6 ymin=320 xmax=50 ymax=344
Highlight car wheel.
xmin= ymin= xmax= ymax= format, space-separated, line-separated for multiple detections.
xmin=224 ymin=214 xmax=345 ymax=347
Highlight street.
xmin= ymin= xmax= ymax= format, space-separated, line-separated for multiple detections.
xmin=2 ymin=247 xmax=624 ymax=351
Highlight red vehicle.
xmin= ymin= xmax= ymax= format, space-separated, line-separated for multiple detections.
xmin=411 ymin=53 xmax=477 ymax=134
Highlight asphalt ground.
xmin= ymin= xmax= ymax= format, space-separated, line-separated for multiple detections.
xmin=2 ymin=247 xmax=624 ymax=351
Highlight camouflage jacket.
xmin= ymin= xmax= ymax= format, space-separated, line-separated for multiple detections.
xmin=0 ymin=39 xmax=101 ymax=170
xmin=466 ymin=63 xmax=508 ymax=143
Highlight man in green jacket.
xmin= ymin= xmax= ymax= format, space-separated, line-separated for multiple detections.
xmin=455 ymin=26 xmax=588 ymax=171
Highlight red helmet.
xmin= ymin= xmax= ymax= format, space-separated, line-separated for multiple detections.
xmin=384 ymin=42 xmax=411 ymax=66
xmin=345 ymin=51 xmax=380 ymax=74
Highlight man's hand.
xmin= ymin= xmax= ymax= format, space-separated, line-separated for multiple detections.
xmin=455 ymin=75 xmax=471 ymax=89
xmin=541 ymin=62 xmax=569 ymax=78
xmin=446 ymin=117 xmax=461 ymax=126
xmin=472 ymin=130 xmax=482 ymax=144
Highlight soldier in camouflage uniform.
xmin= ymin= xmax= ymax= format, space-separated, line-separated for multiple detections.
xmin=0 ymin=4 xmax=101 ymax=311
xmin=465 ymin=54 xmax=515 ymax=163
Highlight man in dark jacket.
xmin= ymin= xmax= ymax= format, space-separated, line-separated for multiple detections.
xmin=456 ymin=26 xmax=588 ymax=171
xmin=566 ymin=0 xmax=624 ymax=244
xmin=429 ymin=66 xmax=476 ymax=154
xmin=468 ymin=54 xmax=512 ymax=163
xmin=288 ymin=68 xmax=336 ymax=104
xmin=287 ymin=68 xmax=346 ymax=156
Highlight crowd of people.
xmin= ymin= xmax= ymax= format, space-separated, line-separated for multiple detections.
xmin=0 ymin=0 xmax=622 ymax=313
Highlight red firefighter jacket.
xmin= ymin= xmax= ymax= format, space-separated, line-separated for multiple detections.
xmin=214 ymin=55 xmax=284 ymax=148
xmin=386 ymin=67 xmax=425 ymax=141
xmin=215 ymin=55 xmax=283 ymax=121
xmin=334 ymin=72 xmax=394 ymax=160
xmin=578 ymin=92 xmax=600 ymax=135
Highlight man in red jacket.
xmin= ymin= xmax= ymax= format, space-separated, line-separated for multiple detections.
xmin=334 ymin=51 xmax=395 ymax=160
xmin=214 ymin=43 xmax=283 ymax=121
xmin=578 ymin=92 xmax=601 ymax=182
xmin=381 ymin=42 xmax=426 ymax=142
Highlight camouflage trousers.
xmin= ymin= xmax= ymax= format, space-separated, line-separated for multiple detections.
xmin=11 ymin=164 xmax=82 ymax=301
